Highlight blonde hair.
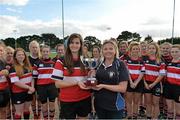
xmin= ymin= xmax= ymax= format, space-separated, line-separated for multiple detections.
xmin=102 ymin=39 xmax=119 ymax=58
xmin=160 ymin=42 xmax=172 ymax=48
xmin=6 ymin=46 xmax=15 ymax=53
xmin=148 ymin=42 xmax=161 ymax=63
xmin=171 ymin=44 xmax=180 ymax=50
xmin=29 ymin=40 xmax=41 ymax=58
xmin=128 ymin=41 xmax=140 ymax=57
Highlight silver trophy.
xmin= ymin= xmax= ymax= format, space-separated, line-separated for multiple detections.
xmin=80 ymin=56 xmax=102 ymax=86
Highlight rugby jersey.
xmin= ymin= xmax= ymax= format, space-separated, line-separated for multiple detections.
xmin=33 ymin=58 xmax=55 ymax=85
xmin=124 ymin=56 xmax=144 ymax=81
xmin=166 ymin=61 xmax=180 ymax=85
xmin=51 ymin=59 xmax=91 ymax=102
xmin=9 ymin=67 xmax=33 ymax=93
xmin=144 ymin=56 xmax=166 ymax=82
xmin=0 ymin=60 xmax=8 ymax=90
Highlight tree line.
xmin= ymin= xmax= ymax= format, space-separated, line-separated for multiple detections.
xmin=0 ymin=31 xmax=179 ymax=52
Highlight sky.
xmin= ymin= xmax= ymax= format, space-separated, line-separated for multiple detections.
xmin=0 ymin=0 xmax=180 ymax=41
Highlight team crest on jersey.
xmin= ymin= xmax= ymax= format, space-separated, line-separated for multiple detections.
xmin=109 ymin=71 xmax=115 ymax=78
xmin=39 ymin=64 xmax=44 ymax=67
xmin=146 ymin=60 xmax=149 ymax=63
xmin=128 ymin=60 xmax=132 ymax=63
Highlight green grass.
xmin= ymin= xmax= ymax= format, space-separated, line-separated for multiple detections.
xmin=50 ymin=52 xmax=56 ymax=58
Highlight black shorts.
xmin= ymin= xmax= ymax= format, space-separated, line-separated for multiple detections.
xmin=0 ymin=88 xmax=10 ymax=107
xmin=144 ymin=81 xmax=162 ymax=96
xmin=60 ymin=97 xmax=92 ymax=119
xmin=163 ymin=83 xmax=180 ymax=103
xmin=12 ymin=92 xmax=33 ymax=104
xmin=37 ymin=83 xmax=58 ymax=104
xmin=127 ymin=80 xmax=144 ymax=93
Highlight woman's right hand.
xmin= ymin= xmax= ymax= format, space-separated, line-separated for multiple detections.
xmin=77 ymin=81 xmax=91 ymax=90
xmin=28 ymin=86 xmax=35 ymax=94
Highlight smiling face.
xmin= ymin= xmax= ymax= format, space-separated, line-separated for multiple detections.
xmin=161 ymin=44 xmax=171 ymax=56
xmin=57 ymin=45 xmax=65 ymax=57
xmin=16 ymin=50 xmax=25 ymax=64
xmin=119 ymin=43 xmax=127 ymax=54
xmin=69 ymin=38 xmax=81 ymax=54
xmin=41 ymin=47 xmax=50 ymax=59
xmin=131 ymin=45 xmax=140 ymax=57
xmin=93 ymin=47 xmax=100 ymax=59
xmin=171 ymin=47 xmax=180 ymax=60
xmin=148 ymin=44 xmax=157 ymax=56
xmin=102 ymin=42 xmax=116 ymax=60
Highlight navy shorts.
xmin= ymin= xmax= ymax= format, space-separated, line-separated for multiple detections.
xmin=12 ymin=91 xmax=33 ymax=104
xmin=127 ymin=80 xmax=144 ymax=93
xmin=37 ymin=83 xmax=58 ymax=104
xmin=0 ymin=88 xmax=10 ymax=107
xmin=144 ymin=81 xmax=162 ymax=96
xmin=60 ymin=97 xmax=91 ymax=119
xmin=163 ymin=83 xmax=180 ymax=103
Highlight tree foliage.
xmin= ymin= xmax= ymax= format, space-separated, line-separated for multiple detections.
xmin=117 ymin=31 xmax=141 ymax=43
xmin=84 ymin=36 xmax=101 ymax=51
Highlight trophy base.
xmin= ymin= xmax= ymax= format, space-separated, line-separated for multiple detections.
xmin=85 ymin=79 xmax=97 ymax=86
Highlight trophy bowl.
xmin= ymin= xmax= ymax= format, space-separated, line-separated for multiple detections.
xmin=80 ymin=56 xmax=101 ymax=86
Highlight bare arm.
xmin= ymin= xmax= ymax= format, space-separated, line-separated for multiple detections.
xmin=134 ymin=72 xmax=144 ymax=85
xmin=55 ymin=80 xmax=78 ymax=88
xmin=149 ymin=75 xmax=164 ymax=89
xmin=14 ymin=82 xmax=31 ymax=90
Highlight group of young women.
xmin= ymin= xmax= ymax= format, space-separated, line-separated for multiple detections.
xmin=118 ymin=41 xmax=180 ymax=119
xmin=0 ymin=33 xmax=179 ymax=119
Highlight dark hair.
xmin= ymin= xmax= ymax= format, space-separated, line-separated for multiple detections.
xmin=64 ymin=33 xmax=85 ymax=74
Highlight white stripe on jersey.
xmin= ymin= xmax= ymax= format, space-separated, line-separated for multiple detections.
xmin=159 ymin=69 xmax=166 ymax=75
xmin=38 ymin=74 xmax=52 ymax=79
xmin=33 ymin=70 xmax=38 ymax=75
xmin=52 ymin=69 xmax=63 ymax=77
xmin=38 ymin=67 xmax=53 ymax=70
xmin=129 ymin=69 xmax=141 ymax=74
xmin=145 ymin=70 xmax=159 ymax=76
xmin=19 ymin=76 xmax=32 ymax=84
xmin=0 ymin=76 xmax=7 ymax=83
xmin=63 ymin=76 xmax=87 ymax=82
xmin=11 ymin=76 xmax=19 ymax=83
xmin=167 ymin=73 xmax=180 ymax=79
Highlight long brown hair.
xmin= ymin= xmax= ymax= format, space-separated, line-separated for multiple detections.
xmin=64 ymin=33 xmax=85 ymax=74
xmin=13 ymin=48 xmax=32 ymax=77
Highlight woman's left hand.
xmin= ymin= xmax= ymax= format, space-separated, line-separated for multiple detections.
xmin=148 ymin=83 xmax=155 ymax=89
xmin=92 ymin=84 xmax=104 ymax=91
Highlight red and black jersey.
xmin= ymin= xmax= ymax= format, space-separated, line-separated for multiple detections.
xmin=124 ymin=56 xmax=144 ymax=81
xmin=119 ymin=53 xmax=129 ymax=61
xmin=51 ymin=59 xmax=91 ymax=102
xmin=161 ymin=55 xmax=173 ymax=65
xmin=166 ymin=61 xmax=180 ymax=86
xmin=0 ymin=60 xmax=8 ymax=90
xmin=143 ymin=56 xmax=166 ymax=82
xmin=9 ymin=67 xmax=33 ymax=93
xmin=33 ymin=58 xmax=55 ymax=85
